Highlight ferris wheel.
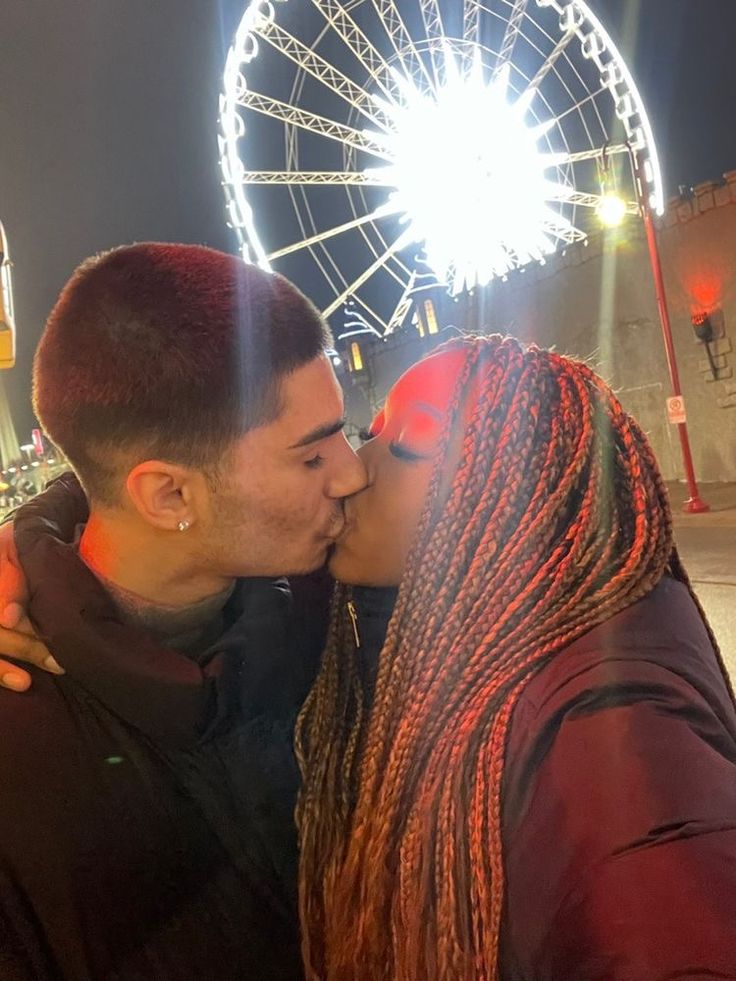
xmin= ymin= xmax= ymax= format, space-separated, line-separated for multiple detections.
xmin=219 ymin=0 xmax=663 ymax=334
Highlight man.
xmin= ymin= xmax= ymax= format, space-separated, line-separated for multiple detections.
xmin=0 ymin=242 xmax=365 ymax=979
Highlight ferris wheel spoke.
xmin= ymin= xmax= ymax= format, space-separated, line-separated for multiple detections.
xmin=553 ymin=83 xmax=608 ymax=124
xmin=385 ymin=273 xmax=419 ymax=333
xmin=462 ymin=0 xmax=481 ymax=48
xmin=549 ymin=190 xmax=638 ymax=214
xmin=493 ymin=0 xmax=530 ymax=77
xmin=345 ymin=291 xmax=394 ymax=334
xmin=418 ymin=0 xmax=444 ymax=38
xmin=370 ymin=0 xmax=436 ymax=94
xmin=267 ymin=203 xmax=398 ymax=261
xmin=309 ymin=0 xmax=401 ymax=102
xmin=236 ymin=90 xmax=392 ymax=160
xmin=241 ymin=170 xmax=396 ymax=185
xmin=255 ymin=21 xmax=393 ymax=132
xmin=520 ymin=27 xmax=575 ymax=97
xmin=418 ymin=0 xmax=446 ymax=85
xmin=322 ymin=232 xmax=411 ymax=320
xmin=542 ymin=223 xmax=588 ymax=245
xmin=558 ymin=143 xmax=630 ymax=165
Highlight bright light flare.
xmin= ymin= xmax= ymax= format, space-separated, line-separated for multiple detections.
xmin=366 ymin=56 xmax=576 ymax=292
xmin=596 ymin=192 xmax=627 ymax=227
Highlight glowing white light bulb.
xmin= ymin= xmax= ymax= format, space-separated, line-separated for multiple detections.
xmin=365 ymin=53 xmax=574 ymax=292
xmin=596 ymin=192 xmax=627 ymax=227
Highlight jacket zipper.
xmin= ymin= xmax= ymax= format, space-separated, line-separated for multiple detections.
xmin=346 ymin=599 xmax=361 ymax=648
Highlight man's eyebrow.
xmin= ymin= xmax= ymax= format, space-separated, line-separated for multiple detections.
xmin=288 ymin=417 xmax=346 ymax=449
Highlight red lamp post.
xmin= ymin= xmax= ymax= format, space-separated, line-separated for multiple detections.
xmin=629 ymin=148 xmax=710 ymax=514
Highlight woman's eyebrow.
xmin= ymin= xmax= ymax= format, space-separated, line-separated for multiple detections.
xmin=410 ymin=401 xmax=444 ymax=422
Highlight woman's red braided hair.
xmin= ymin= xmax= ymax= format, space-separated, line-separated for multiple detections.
xmin=295 ymin=335 xmax=720 ymax=980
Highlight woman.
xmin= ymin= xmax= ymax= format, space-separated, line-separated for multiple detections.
xmin=297 ymin=335 xmax=736 ymax=980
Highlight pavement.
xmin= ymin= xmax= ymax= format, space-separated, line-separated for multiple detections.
xmin=668 ymin=482 xmax=736 ymax=678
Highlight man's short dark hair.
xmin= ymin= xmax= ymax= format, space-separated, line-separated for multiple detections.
xmin=33 ymin=243 xmax=332 ymax=505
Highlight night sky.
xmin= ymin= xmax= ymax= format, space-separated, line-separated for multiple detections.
xmin=1 ymin=0 xmax=735 ymax=437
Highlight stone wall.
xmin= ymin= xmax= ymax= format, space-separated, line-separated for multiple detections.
xmin=360 ymin=172 xmax=736 ymax=482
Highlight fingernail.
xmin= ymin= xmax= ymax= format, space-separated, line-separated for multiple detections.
xmin=2 ymin=672 xmax=29 ymax=691
xmin=43 ymin=655 xmax=64 ymax=674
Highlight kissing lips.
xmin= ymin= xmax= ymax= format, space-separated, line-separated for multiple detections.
xmin=333 ymin=513 xmax=355 ymax=544
xmin=325 ymin=510 xmax=347 ymax=542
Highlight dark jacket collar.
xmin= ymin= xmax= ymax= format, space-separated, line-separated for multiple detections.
xmin=16 ymin=510 xmax=293 ymax=751
xmin=350 ymin=586 xmax=397 ymax=703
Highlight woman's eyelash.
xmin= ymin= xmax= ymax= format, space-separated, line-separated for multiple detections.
xmin=304 ymin=453 xmax=325 ymax=469
xmin=389 ymin=441 xmax=425 ymax=462
xmin=358 ymin=427 xmax=425 ymax=461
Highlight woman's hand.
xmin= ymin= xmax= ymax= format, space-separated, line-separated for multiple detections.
xmin=0 ymin=520 xmax=63 ymax=691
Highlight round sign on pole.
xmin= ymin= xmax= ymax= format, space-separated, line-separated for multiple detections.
xmin=666 ymin=395 xmax=687 ymax=425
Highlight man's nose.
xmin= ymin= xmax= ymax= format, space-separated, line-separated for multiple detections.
xmin=327 ymin=434 xmax=368 ymax=499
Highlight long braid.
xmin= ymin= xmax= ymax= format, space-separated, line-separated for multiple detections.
xmin=296 ymin=335 xmax=720 ymax=981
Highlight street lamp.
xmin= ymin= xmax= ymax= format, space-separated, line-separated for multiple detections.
xmin=596 ymin=192 xmax=628 ymax=229
xmin=598 ymin=144 xmax=710 ymax=513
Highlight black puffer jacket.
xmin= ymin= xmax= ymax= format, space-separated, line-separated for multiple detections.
xmin=0 ymin=474 xmax=330 ymax=981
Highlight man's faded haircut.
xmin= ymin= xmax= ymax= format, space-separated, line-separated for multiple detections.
xmin=33 ymin=243 xmax=332 ymax=505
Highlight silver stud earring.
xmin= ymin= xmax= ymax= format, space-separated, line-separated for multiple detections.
xmin=177 ymin=520 xmax=190 ymax=532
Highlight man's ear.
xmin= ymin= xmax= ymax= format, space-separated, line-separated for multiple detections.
xmin=125 ymin=461 xmax=204 ymax=532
